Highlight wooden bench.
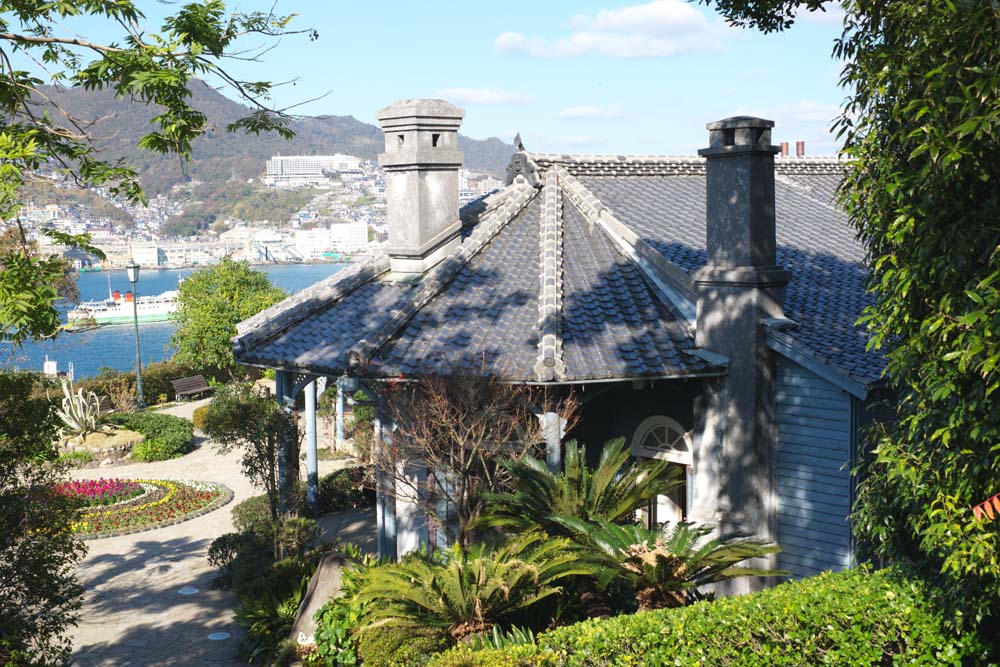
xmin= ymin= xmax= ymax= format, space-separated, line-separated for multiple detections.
xmin=97 ymin=395 xmax=114 ymax=415
xmin=171 ymin=375 xmax=214 ymax=401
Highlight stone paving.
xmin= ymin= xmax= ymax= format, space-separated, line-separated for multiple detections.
xmin=69 ymin=399 xmax=369 ymax=667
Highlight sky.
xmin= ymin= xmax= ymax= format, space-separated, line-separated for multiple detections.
xmin=31 ymin=0 xmax=848 ymax=156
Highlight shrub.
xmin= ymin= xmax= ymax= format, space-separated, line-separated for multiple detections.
xmin=318 ymin=468 xmax=372 ymax=514
xmin=356 ymin=532 xmax=592 ymax=642
xmin=355 ymin=625 xmax=449 ymax=667
xmin=191 ymin=405 xmax=209 ymax=431
xmin=427 ymin=568 xmax=990 ymax=667
xmin=104 ymin=411 xmax=194 ymax=461
xmin=231 ymin=494 xmax=277 ymax=538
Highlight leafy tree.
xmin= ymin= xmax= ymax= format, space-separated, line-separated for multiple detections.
xmin=355 ymin=532 xmax=591 ymax=642
xmin=0 ymin=372 xmax=87 ymax=664
xmin=201 ymin=382 xmax=295 ymax=534
xmin=172 ymin=258 xmax=285 ymax=374
xmin=0 ymin=0 xmax=307 ymax=347
xmin=477 ymin=438 xmax=682 ymax=537
xmin=702 ymin=0 xmax=1000 ymax=635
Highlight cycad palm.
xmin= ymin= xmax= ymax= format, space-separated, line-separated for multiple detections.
xmin=355 ymin=532 xmax=591 ymax=641
xmin=478 ymin=437 xmax=682 ymax=536
xmin=555 ymin=517 xmax=782 ymax=611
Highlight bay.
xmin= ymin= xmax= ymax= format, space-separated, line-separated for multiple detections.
xmin=2 ymin=263 xmax=346 ymax=379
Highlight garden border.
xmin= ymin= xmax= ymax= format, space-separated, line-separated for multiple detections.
xmin=76 ymin=480 xmax=234 ymax=540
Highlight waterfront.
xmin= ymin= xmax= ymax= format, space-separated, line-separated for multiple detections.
xmin=2 ymin=263 xmax=345 ymax=379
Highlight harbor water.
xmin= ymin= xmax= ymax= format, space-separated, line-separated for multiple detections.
xmin=2 ymin=263 xmax=345 ymax=379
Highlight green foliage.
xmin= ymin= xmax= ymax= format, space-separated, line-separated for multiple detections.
xmin=104 ymin=411 xmax=194 ymax=461
xmin=231 ymin=494 xmax=277 ymax=538
xmin=309 ymin=547 xmax=382 ymax=667
xmin=202 ymin=382 xmax=293 ymax=525
xmin=237 ymin=576 xmax=308 ymax=665
xmin=356 ymin=532 xmax=592 ymax=642
xmin=0 ymin=372 xmax=86 ymax=664
xmin=192 ymin=405 xmax=209 ymax=431
xmin=351 ymin=390 xmax=374 ymax=431
xmin=428 ymin=568 xmax=989 ymax=667
xmin=466 ymin=626 xmax=536 ymax=653
xmin=477 ymin=438 xmax=682 ymax=537
xmin=172 ymin=258 xmax=285 ymax=373
xmin=0 ymin=0 xmax=305 ymax=345
xmin=317 ymin=468 xmax=373 ymax=515
xmin=554 ymin=518 xmax=781 ymax=611
xmin=701 ymin=0 xmax=1000 ymax=639
xmin=354 ymin=626 xmax=449 ymax=667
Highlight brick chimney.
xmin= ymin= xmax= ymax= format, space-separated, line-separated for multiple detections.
xmin=691 ymin=116 xmax=790 ymax=590
xmin=376 ymin=99 xmax=465 ymax=276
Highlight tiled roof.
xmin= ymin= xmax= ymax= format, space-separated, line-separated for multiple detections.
xmin=233 ymin=153 xmax=882 ymax=387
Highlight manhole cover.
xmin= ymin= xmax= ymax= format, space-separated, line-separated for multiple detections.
xmin=207 ymin=632 xmax=231 ymax=641
xmin=177 ymin=586 xmax=199 ymax=596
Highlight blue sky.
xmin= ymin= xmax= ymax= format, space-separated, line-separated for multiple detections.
xmin=38 ymin=0 xmax=848 ymax=156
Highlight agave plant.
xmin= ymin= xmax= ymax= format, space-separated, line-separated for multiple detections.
xmin=477 ymin=437 xmax=682 ymax=537
xmin=554 ymin=516 xmax=783 ymax=611
xmin=55 ymin=379 xmax=109 ymax=442
xmin=355 ymin=532 xmax=592 ymax=641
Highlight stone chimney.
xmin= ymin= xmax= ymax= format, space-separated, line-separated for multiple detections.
xmin=690 ymin=117 xmax=790 ymax=590
xmin=376 ymin=99 xmax=465 ymax=276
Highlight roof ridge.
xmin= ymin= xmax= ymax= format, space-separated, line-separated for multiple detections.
xmin=520 ymin=152 xmax=844 ymax=177
xmin=554 ymin=165 xmax=698 ymax=328
xmin=233 ymin=254 xmax=391 ymax=355
xmin=534 ymin=170 xmax=566 ymax=382
xmin=346 ymin=179 xmax=540 ymax=371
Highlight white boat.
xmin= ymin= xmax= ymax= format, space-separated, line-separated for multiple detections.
xmin=67 ymin=276 xmax=178 ymax=328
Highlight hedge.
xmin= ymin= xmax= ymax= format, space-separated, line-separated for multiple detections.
xmin=427 ymin=568 xmax=989 ymax=667
xmin=103 ymin=411 xmax=195 ymax=462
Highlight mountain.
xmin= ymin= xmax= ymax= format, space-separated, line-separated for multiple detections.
xmin=37 ymin=81 xmax=515 ymax=194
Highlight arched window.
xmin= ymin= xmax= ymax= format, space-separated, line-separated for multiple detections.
xmin=631 ymin=415 xmax=692 ymax=525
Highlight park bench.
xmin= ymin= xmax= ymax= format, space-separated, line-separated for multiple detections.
xmin=171 ymin=375 xmax=214 ymax=401
xmin=97 ymin=395 xmax=114 ymax=415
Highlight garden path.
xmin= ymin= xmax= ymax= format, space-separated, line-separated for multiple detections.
xmin=68 ymin=399 xmax=368 ymax=667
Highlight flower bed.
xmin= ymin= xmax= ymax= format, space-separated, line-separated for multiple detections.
xmin=71 ymin=479 xmax=233 ymax=539
xmin=57 ymin=478 xmax=145 ymax=507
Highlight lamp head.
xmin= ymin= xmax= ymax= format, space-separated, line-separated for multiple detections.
xmin=125 ymin=260 xmax=140 ymax=284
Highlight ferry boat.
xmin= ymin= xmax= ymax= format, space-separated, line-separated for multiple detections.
xmin=67 ymin=277 xmax=178 ymax=328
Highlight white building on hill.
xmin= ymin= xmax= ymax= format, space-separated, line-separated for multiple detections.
xmin=264 ymin=155 xmax=362 ymax=188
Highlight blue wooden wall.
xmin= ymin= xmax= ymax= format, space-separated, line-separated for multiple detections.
xmin=775 ymin=357 xmax=854 ymax=578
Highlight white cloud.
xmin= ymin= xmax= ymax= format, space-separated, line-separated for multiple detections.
xmin=560 ymin=104 xmax=624 ymax=119
xmin=434 ymin=88 xmax=534 ymax=105
xmin=774 ymin=101 xmax=840 ymax=125
xmin=495 ymin=0 xmax=725 ymax=59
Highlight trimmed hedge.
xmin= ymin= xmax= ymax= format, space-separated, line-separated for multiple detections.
xmin=427 ymin=568 xmax=989 ymax=667
xmin=356 ymin=625 xmax=449 ymax=667
xmin=104 ymin=411 xmax=194 ymax=461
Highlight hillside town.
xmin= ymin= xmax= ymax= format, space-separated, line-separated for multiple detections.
xmin=28 ymin=155 xmax=502 ymax=268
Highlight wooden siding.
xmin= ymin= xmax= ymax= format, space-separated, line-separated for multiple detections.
xmin=776 ymin=357 xmax=853 ymax=578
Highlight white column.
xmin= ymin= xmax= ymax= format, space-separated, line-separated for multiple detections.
xmin=543 ymin=411 xmax=562 ymax=472
xmin=304 ymin=379 xmax=318 ymax=515
xmin=335 ymin=377 xmax=346 ymax=448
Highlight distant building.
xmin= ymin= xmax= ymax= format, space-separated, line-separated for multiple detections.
xmin=264 ymin=155 xmax=362 ymax=188
xmin=132 ymin=244 xmax=165 ymax=267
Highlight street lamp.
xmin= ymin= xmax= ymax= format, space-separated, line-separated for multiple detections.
xmin=125 ymin=259 xmax=146 ymax=410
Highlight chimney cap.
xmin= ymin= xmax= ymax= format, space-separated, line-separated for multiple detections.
xmin=700 ymin=115 xmax=777 ymax=155
xmin=705 ymin=116 xmax=774 ymax=131
xmin=375 ymin=98 xmax=464 ymax=124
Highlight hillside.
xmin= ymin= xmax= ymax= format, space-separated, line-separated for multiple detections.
xmin=37 ymin=81 xmax=514 ymax=194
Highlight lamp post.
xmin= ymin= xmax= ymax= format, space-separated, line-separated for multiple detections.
xmin=125 ymin=260 xmax=146 ymax=410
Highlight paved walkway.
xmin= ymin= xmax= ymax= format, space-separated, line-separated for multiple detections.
xmin=69 ymin=399 xmax=369 ymax=667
